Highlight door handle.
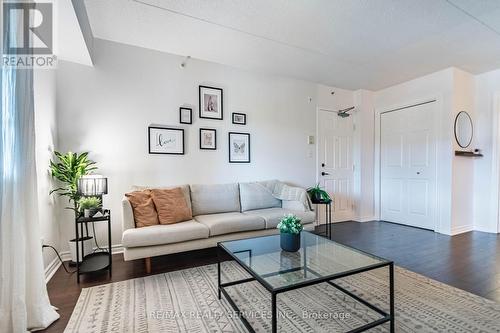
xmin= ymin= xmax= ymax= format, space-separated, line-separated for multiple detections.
xmin=321 ymin=172 xmax=330 ymax=176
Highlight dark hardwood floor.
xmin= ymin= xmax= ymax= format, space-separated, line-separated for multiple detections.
xmin=42 ymin=221 xmax=500 ymax=332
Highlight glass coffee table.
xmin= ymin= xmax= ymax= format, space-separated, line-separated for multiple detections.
xmin=217 ymin=231 xmax=394 ymax=333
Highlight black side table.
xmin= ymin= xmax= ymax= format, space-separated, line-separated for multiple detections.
xmin=314 ymin=199 xmax=333 ymax=239
xmin=75 ymin=211 xmax=112 ymax=283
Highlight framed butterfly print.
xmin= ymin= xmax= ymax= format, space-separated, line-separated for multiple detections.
xmin=228 ymin=132 xmax=250 ymax=163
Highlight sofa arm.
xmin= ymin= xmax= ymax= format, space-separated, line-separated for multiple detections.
xmin=122 ymin=197 xmax=135 ymax=233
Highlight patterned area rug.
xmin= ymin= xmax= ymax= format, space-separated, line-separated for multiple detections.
xmin=65 ymin=262 xmax=500 ymax=332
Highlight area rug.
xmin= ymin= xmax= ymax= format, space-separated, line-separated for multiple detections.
xmin=65 ymin=262 xmax=500 ymax=332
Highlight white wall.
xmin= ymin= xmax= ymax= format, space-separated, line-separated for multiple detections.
xmin=374 ymin=68 xmax=455 ymax=234
xmin=474 ymin=69 xmax=500 ymax=233
xmin=371 ymin=68 xmax=482 ymax=235
xmin=353 ymin=90 xmax=375 ymax=221
xmin=55 ymin=39 xmax=322 ymax=251
xmin=451 ymin=69 xmax=476 ymax=235
xmin=34 ymin=69 xmax=61 ymax=272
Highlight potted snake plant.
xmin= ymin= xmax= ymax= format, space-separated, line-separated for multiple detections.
xmin=277 ymin=214 xmax=303 ymax=252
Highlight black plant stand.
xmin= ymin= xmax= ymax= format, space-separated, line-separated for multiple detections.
xmin=75 ymin=211 xmax=112 ymax=283
xmin=314 ymin=199 xmax=333 ymax=238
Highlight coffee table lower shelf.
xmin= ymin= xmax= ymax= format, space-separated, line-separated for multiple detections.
xmin=217 ymin=245 xmax=395 ymax=333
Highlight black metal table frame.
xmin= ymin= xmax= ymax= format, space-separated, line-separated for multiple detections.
xmin=315 ymin=200 xmax=333 ymax=239
xmin=217 ymin=241 xmax=394 ymax=333
xmin=75 ymin=212 xmax=112 ymax=283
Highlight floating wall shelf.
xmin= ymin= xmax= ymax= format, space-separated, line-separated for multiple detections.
xmin=455 ymin=151 xmax=483 ymax=157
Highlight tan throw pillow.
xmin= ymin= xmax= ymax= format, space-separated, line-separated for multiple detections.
xmin=150 ymin=187 xmax=192 ymax=224
xmin=125 ymin=190 xmax=159 ymax=228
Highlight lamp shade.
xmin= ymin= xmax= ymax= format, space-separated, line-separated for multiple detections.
xmin=77 ymin=175 xmax=108 ymax=196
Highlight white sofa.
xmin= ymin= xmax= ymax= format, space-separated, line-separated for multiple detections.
xmin=122 ymin=181 xmax=315 ymax=272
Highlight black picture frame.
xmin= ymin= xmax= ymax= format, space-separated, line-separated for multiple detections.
xmin=179 ymin=107 xmax=192 ymax=124
xmin=148 ymin=126 xmax=185 ymax=155
xmin=199 ymin=128 xmax=217 ymax=150
xmin=228 ymin=132 xmax=251 ymax=163
xmin=232 ymin=112 xmax=247 ymax=125
xmin=199 ymin=85 xmax=223 ymax=120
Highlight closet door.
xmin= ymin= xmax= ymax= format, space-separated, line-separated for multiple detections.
xmin=381 ymin=102 xmax=436 ymax=230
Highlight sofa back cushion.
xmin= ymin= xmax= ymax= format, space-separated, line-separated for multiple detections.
xmin=132 ymin=184 xmax=192 ymax=211
xmin=150 ymin=187 xmax=193 ymax=224
xmin=239 ymin=181 xmax=282 ymax=211
xmin=125 ymin=190 xmax=159 ymax=228
xmin=190 ymin=183 xmax=240 ymax=216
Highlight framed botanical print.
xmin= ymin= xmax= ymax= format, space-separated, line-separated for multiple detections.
xmin=179 ymin=107 xmax=192 ymax=124
xmin=232 ymin=112 xmax=247 ymax=125
xmin=199 ymin=85 xmax=223 ymax=120
xmin=148 ymin=127 xmax=184 ymax=155
xmin=199 ymin=128 xmax=217 ymax=150
xmin=228 ymin=132 xmax=250 ymax=163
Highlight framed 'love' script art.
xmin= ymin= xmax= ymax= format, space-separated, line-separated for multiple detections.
xmin=228 ymin=132 xmax=250 ymax=163
xmin=148 ymin=127 xmax=185 ymax=155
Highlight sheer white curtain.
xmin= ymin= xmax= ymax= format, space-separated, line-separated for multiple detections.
xmin=0 ymin=2 xmax=59 ymax=331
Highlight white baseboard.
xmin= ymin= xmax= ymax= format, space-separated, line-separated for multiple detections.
xmin=45 ymin=256 xmax=62 ymax=283
xmin=353 ymin=216 xmax=377 ymax=222
xmin=450 ymin=225 xmax=474 ymax=235
xmin=60 ymin=243 xmax=124 ymax=262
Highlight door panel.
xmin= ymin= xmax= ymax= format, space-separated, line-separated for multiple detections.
xmin=381 ymin=102 xmax=436 ymax=230
xmin=318 ymin=110 xmax=354 ymax=222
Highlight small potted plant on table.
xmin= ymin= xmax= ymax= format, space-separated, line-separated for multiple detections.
xmin=277 ymin=214 xmax=303 ymax=252
xmin=78 ymin=196 xmax=102 ymax=218
xmin=307 ymin=184 xmax=331 ymax=204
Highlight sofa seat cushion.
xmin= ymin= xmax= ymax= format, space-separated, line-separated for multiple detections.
xmin=122 ymin=220 xmax=209 ymax=248
xmin=194 ymin=212 xmax=265 ymax=236
xmin=244 ymin=208 xmax=315 ymax=229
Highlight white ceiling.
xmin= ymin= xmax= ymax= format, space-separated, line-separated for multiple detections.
xmin=83 ymin=0 xmax=500 ymax=90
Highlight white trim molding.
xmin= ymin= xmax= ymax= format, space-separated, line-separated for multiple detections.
xmin=44 ymin=256 xmax=62 ymax=283
xmin=450 ymin=224 xmax=474 ymax=236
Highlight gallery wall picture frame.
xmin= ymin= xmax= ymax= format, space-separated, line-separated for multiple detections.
xmin=199 ymin=128 xmax=217 ymax=150
xmin=199 ymin=85 xmax=223 ymax=120
xmin=228 ymin=132 xmax=250 ymax=163
xmin=179 ymin=107 xmax=192 ymax=124
xmin=232 ymin=112 xmax=247 ymax=125
xmin=148 ymin=126 xmax=185 ymax=155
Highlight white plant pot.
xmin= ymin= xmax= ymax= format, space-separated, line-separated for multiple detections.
xmin=68 ymin=237 xmax=93 ymax=263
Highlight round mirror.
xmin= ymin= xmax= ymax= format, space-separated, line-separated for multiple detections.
xmin=454 ymin=111 xmax=473 ymax=148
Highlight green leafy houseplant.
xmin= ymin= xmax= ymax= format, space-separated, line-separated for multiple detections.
xmin=49 ymin=151 xmax=97 ymax=214
xmin=307 ymin=184 xmax=331 ymax=203
xmin=278 ymin=214 xmax=303 ymax=252
xmin=78 ymin=196 xmax=102 ymax=218
xmin=78 ymin=196 xmax=101 ymax=210
xmin=277 ymin=214 xmax=304 ymax=235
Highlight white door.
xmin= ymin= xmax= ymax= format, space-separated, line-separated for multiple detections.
xmin=318 ymin=109 xmax=354 ymax=222
xmin=380 ymin=102 xmax=437 ymax=230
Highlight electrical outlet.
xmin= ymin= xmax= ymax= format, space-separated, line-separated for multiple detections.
xmin=40 ymin=237 xmax=45 ymax=247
